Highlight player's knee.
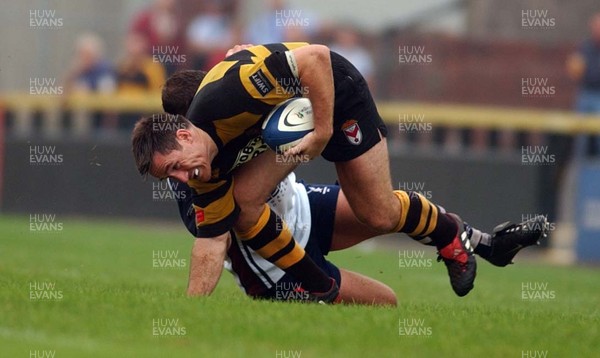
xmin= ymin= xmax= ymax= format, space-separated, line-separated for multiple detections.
xmin=234 ymin=206 xmax=264 ymax=233
xmin=233 ymin=182 xmax=265 ymax=210
xmin=233 ymin=190 xmax=266 ymax=233
xmin=380 ymin=287 xmax=398 ymax=307
xmin=357 ymin=210 xmax=397 ymax=233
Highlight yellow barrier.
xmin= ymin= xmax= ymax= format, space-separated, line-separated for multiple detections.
xmin=0 ymin=92 xmax=162 ymax=112
xmin=378 ymin=102 xmax=600 ymax=135
xmin=2 ymin=92 xmax=600 ymax=135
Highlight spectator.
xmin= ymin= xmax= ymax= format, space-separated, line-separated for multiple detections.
xmin=186 ymin=1 xmax=238 ymax=71
xmin=116 ymin=32 xmax=166 ymax=95
xmin=244 ymin=0 xmax=287 ymax=44
xmin=244 ymin=0 xmax=320 ymax=44
xmin=566 ymin=13 xmax=600 ymax=157
xmin=130 ymin=0 xmax=184 ymax=75
xmin=63 ymin=33 xmax=116 ymax=132
xmin=116 ymin=32 xmax=166 ymax=131
xmin=64 ymin=33 xmax=115 ymax=94
xmin=329 ymin=24 xmax=375 ymax=91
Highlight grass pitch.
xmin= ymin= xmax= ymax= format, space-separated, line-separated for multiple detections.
xmin=1 ymin=215 xmax=598 ymax=357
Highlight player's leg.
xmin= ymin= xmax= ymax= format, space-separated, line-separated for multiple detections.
xmin=334 ymin=138 xmax=475 ymax=296
xmin=334 ymin=138 xmax=399 ymax=233
xmin=334 ymin=138 xmax=460 ymax=248
xmin=326 ymin=70 xmax=462 ymax=245
xmin=469 ymin=215 xmax=549 ymax=267
xmin=298 ymin=181 xmax=395 ymax=305
xmin=233 ymin=149 xmax=297 ymax=229
xmin=232 ymin=149 xmax=336 ymax=296
xmin=329 ymin=187 xmax=381 ymax=251
xmin=330 ymin=185 xmax=548 ymax=266
xmin=338 ymin=269 xmax=397 ymax=306
xmin=322 ymin=61 xmax=476 ymax=295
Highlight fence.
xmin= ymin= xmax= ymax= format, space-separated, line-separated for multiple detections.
xmin=2 ymin=93 xmax=600 ymax=263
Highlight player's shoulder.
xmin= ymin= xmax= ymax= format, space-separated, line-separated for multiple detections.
xmin=223 ymin=42 xmax=309 ymax=63
xmin=200 ymin=42 xmax=309 ymax=82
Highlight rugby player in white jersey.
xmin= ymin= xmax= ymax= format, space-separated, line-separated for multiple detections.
xmin=176 ymin=173 xmax=397 ymax=305
xmin=172 ymin=171 xmax=547 ymax=305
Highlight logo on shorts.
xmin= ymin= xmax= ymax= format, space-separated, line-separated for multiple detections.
xmin=306 ymin=186 xmax=331 ymax=195
xmin=193 ymin=204 xmax=205 ymax=224
xmin=341 ymin=119 xmax=362 ymax=145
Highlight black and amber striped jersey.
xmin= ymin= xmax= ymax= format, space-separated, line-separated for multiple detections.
xmin=186 ymin=42 xmax=308 ymax=177
xmin=184 ymin=42 xmax=308 ymax=237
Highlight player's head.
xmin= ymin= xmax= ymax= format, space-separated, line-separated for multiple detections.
xmin=132 ymin=114 xmax=211 ymax=183
xmin=162 ymin=70 xmax=206 ymax=116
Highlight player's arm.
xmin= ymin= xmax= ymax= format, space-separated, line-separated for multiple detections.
xmin=169 ymin=178 xmax=237 ymax=296
xmin=286 ymin=45 xmax=334 ymax=159
xmin=187 ymin=232 xmax=230 ymax=296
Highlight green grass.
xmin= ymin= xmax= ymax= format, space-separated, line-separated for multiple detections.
xmin=1 ymin=215 xmax=598 ymax=357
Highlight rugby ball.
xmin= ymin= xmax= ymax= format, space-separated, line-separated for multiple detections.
xmin=262 ymin=97 xmax=314 ymax=152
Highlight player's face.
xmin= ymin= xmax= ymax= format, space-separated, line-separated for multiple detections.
xmin=149 ymin=132 xmax=212 ymax=183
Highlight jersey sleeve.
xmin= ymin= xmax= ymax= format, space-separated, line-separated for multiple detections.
xmin=239 ymin=45 xmax=304 ymax=104
xmin=169 ymin=179 xmax=199 ymax=238
xmin=171 ymin=177 xmax=239 ymax=238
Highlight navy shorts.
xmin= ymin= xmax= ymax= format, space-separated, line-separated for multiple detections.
xmin=262 ymin=182 xmax=341 ymax=299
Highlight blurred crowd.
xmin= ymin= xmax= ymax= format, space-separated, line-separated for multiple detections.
xmin=63 ymin=0 xmax=375 ymax=128
xmin=566 ymin=13 xmax=600 ymax=158
xmin=59 ymin=0 xmax=600 ymax=159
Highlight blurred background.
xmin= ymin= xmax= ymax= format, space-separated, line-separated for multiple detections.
xmin=2 ymin=0 xmax=600 ymax=264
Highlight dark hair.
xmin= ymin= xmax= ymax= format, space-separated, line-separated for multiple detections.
xmin=162 ymin=70 xmax=206 ymax=115
xmin=131 ymin=114 xmax=192 ymax=177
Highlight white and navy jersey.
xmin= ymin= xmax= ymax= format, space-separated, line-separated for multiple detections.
xmin=224 ymin=172 xmax=312 ymax=296
xmin=171 ymin=173 xmax=340 ymax=298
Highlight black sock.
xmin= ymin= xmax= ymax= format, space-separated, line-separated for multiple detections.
xmin=430 ymin=214 xmax=458 ymax=249
xmin=285 ymin=255 xmax=331 ymax=292
xmin=235 ymin=204 xmax=331 ymax=293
